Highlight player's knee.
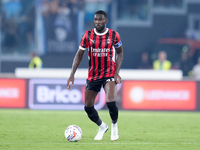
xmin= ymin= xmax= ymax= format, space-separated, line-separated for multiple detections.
xmin=106 ymin=96 xmax=115 ymax=103
xmin=85 ymin=100 xmax=94 ymax=107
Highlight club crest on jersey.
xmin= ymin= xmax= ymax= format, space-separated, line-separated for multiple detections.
xmin=107 ymin=38 xmax=110 ymax=44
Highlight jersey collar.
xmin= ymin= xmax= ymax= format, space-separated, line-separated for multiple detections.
xmin=94 ymin=28 xmax=108 ymax=36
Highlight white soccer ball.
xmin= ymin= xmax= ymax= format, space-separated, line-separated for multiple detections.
xmin=64 ymin=125 xmax=82 ymax=142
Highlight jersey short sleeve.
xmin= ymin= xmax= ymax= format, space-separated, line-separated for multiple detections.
xmin=79 ymin=31 xmax=89 ymax=50
xmin=114 ymin=31 xmax=122 ymax=48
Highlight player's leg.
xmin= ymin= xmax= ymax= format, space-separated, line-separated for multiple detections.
xmin=104 ymin=81 xmax=119 ymax=141
xmin=84 ymin=89 xmax=102 ymax=125
xmin=84 ymin=83 xmax=108 ymax=140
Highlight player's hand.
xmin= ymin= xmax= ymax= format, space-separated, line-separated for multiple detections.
xmin=114 ymin=73 xmax=121 ymax=84
xmin=67 ymin=76 xmax=74 ymax=89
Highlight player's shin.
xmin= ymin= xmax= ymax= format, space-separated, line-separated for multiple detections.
xmin=85 ymin=106 xmax=108 ymax=140
xmin=84 ymin=106 xmax=102 ymax=126
xmin=107 ymin=101 xmax=119 ymax=141
xmin=106 ymin=101 xmax=118 ymax=124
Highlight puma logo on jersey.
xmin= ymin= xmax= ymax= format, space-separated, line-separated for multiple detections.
xmin=90 ymin=39 xmax=95 ymax=43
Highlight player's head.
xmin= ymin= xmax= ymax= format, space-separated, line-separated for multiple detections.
xmin=94 ymin=10 xmax=108 ymax=32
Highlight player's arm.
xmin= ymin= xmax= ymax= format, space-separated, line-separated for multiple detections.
xmin=67 ymin=49 xmax=85 ymax=89
xmin=115 ymin=45 xmax=123 ymax=84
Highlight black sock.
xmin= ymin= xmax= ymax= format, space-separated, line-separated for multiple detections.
xmin=107 ymin=102 xmax=118 ymax=124
xmin=84 ymin=106 xmax=102 ymax=126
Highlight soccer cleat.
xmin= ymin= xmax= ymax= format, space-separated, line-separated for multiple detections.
xmin=111 ymin=123 xmax=119 ymax=141
xmin=94 ymin=122 xmax=108 ymax=140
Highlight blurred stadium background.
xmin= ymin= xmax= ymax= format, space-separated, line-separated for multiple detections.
xmin=0 ymin=0 xmax=200 ymax=111
xmin=0 ymin=0 xmax=200 ymax=72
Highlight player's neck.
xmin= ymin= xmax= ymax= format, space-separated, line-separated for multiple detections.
xmin=99 ymin=28 xmax=107 ymax=33
xmin=94 ymin=28 xmax=108 ymax=35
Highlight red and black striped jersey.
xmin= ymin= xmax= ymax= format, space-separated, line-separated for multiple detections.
xmin=79 ymin=28 xmax=122 ymax=81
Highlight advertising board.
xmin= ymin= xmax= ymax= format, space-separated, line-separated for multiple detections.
xmin=28 ymin=79 xmax=106 ymax=110
xmin=0 ymin=79 xmax=26 ymax=108
xmin=122 ymin=81 xmax=196 ymax=110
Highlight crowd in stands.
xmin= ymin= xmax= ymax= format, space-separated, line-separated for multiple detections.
xmin=0 ymin=0 xmax=112 ymax=54
xmin=1 ymin=0 xmax=36 ymax=54
xmin=137 ymin=48 xmax=200 ymax=79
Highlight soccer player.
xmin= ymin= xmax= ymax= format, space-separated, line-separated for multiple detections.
xmin=67 ymin=10 xmax=123 ymax=141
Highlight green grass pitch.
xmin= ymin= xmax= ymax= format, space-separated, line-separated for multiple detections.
xmin=0 ymin=109 xmax=200 ymax=150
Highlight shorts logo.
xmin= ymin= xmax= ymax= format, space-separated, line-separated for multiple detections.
xmin=106 ymin=79 xmax=111 ymax=82
xmin=106 ymin=78 xmax=114 ymax=83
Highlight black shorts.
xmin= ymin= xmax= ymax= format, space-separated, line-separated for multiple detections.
xmin=85 ymin=77 xmax=115 ymax=92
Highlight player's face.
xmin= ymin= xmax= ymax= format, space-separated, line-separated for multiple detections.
xmin=94 ymin=14 xmax=107 ymax=32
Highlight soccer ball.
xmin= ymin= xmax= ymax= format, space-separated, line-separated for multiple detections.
xmin=64 ymin=125 xmax=82 ymax=142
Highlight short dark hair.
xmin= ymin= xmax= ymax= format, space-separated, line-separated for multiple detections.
xmin=94 ymin=10 xmax=107 ymax=19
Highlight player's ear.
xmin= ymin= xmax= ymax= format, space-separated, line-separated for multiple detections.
xmin=105 ymin=19 xmax=108 ymax=24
